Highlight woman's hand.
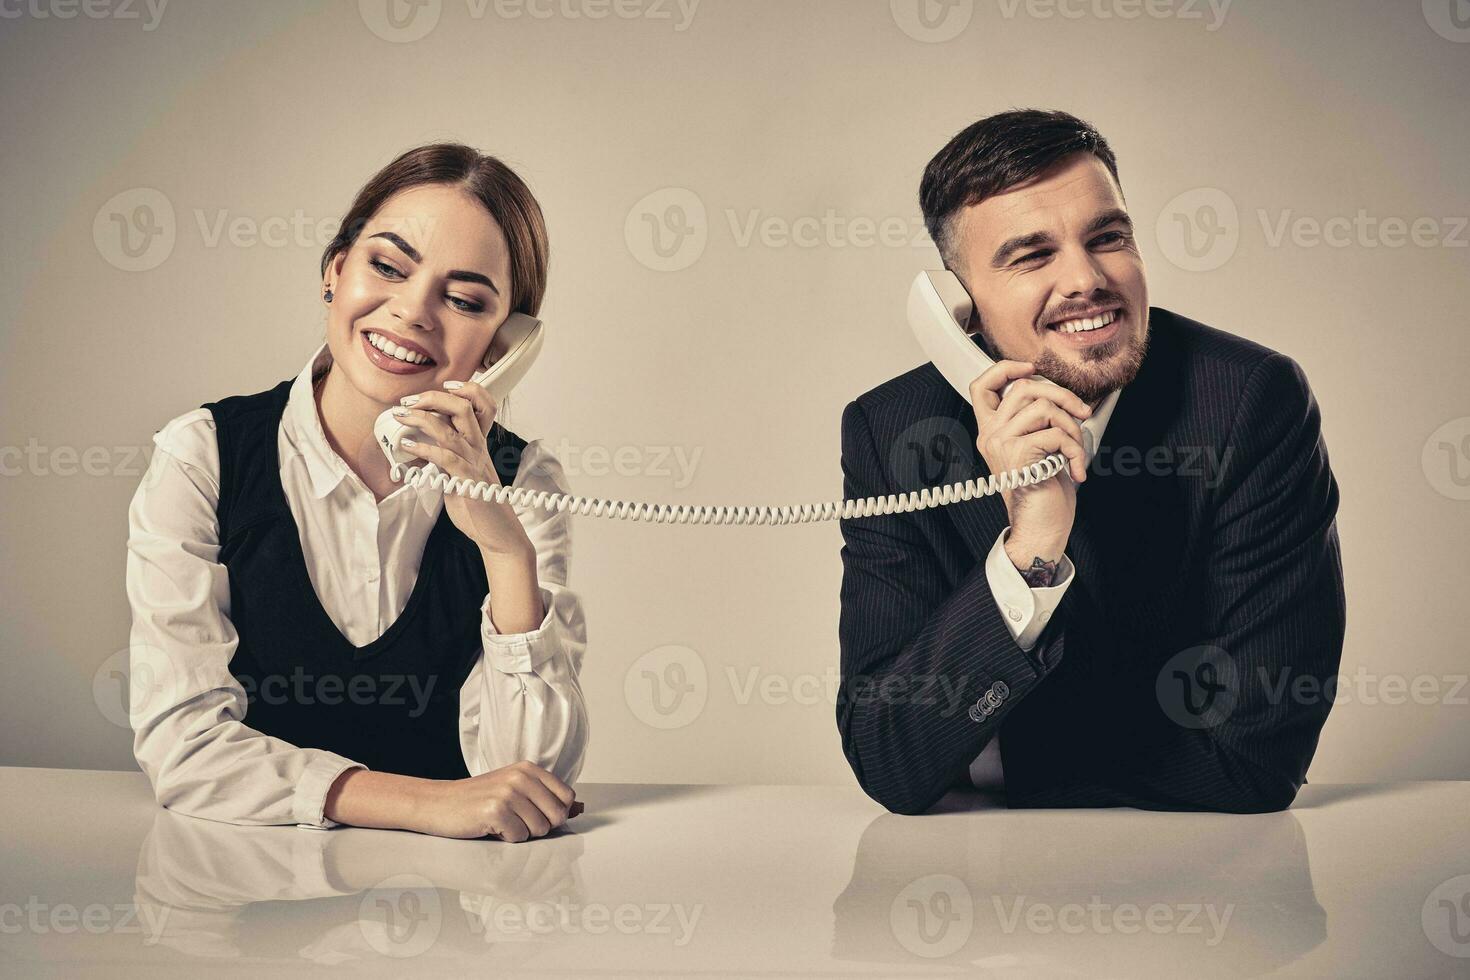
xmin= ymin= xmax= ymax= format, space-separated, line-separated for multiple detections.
xmin=392 ymin=382 xmax=531 ymax=557
xmin=414 ymin=761 xmax=581 ymax=842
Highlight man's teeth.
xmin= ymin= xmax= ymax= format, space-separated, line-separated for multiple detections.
xmin=367 ymin=331 xmax=432 ymax=364
xmin=1051 ymin=310 xmax=1118 ymax=334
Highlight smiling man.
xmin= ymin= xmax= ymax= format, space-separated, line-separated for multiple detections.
xmin=837 ymin=109 xmax=1345 ymax=814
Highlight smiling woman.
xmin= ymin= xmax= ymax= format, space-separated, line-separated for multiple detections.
xmin=124 ymin=144 xmax=590 ymax=844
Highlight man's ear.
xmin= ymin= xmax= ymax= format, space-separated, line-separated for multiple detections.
xmin=956 ymin=285 xmax=1001 ymax=360
xmin=944 ymin=265 xmax=983 ymax=338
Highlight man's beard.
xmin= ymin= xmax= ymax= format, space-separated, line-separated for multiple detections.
xmin=976 ymin=313 xmax=1150 ymax=405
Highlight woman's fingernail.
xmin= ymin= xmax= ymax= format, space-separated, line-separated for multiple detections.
xmin=401 ymin=394 xmax=419 ymax=406
xmin=391 ymin=407 xmax=410 ymax=416
xmin=443 ymin=380 xmax=464 ymax=390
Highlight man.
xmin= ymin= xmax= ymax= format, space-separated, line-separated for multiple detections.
xmin=837 ymin=109 xmax=1345 ymax=814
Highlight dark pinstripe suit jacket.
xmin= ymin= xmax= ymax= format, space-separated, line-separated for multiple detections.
xmin=837 ymin=307 xmax=1345 ymax=814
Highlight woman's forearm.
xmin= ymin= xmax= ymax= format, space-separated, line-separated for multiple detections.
xmin=324 ymin=548 xmax=543 ymax=832
xmin=323 ymin=767 xmax=438 ymax=830
xmin=480 ymin=544 xmax=544 ymax=634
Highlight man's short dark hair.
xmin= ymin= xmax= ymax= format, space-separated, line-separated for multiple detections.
xmin=919 ymin=108 xmax=1122 ymax=270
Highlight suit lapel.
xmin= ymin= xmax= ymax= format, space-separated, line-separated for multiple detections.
xmin=943 ymin=402 xmax=1016 ymax=568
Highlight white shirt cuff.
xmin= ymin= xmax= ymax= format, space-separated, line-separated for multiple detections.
xmin=293 ymin=756 xmax=367 ymax=830
xmin=984 ymin=526 xmax=1075 ymax=652
xmin=481 ymin=585 xmax=561 ymax=673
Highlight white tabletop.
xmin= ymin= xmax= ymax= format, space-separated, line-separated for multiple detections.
xmin=1 ymin=767 xmax=1467 ymax=977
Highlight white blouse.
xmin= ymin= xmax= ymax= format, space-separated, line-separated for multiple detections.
xmin=125 ymin=343 xmax=588 ymax=830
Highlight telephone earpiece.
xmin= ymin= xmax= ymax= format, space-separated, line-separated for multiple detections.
xmin=373 ymin=313 xmax=545 ymax=467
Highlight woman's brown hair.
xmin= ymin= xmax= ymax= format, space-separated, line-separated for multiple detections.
xmin=320 ymin=143 xmax=550 ymax=318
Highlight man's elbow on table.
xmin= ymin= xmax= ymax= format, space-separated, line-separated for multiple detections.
xmin=877 ymin=793 xmax=946 ymax=817
xmin=846 ymin=755 xmax=950 ymax=816
xmin=1204 ymin=780 xmax=1301 ymax=815
xmin=1159 ymin=765 xmax=1304 ymax=815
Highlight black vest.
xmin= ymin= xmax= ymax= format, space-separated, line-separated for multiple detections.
xmin=203 ymin=378 xmax=527 ymax=780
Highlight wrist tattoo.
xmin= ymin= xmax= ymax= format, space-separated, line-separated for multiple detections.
xmin=1019 ymin=556 xmax=1060 ymax=588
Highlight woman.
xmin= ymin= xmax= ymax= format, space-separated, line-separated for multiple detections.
xmin=125 ymin=144 xmax=587 ymax=842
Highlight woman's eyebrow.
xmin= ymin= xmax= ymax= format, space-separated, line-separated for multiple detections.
xmin=367 ymin=231 xmax=501 ymax=296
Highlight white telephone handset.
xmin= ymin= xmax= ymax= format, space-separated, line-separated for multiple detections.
xmin=907 ymin=268 xmax=992 ymax=399
xmin=382 ymin=279 xmax=1064 ymax=524
xmin=375 ymin=312 xmax=544 ymax=468
xmin=908 ymin=269 xmax=1095 ymax=468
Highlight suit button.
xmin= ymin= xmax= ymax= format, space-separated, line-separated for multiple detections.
xmin=968 ymin=703 xmax=985 ymax=723
xmin=993 ymin=681 xmax=1009 ymax=699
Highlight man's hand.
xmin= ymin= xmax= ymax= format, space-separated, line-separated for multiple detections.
xmin=968 ymin=360 xmax=1092 ymax=582
xmin=414 ymin=761 xmax=580 ymax=842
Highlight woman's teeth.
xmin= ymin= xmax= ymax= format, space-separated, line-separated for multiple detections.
xmin=366 ymin=331 xmax=433 ymax=364
xmin=1051 ymin=310 xmax=1118 ymax=334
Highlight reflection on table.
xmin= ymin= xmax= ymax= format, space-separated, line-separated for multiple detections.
xmin=833 ymin=790 xmax=1325 ymax=975
xmin=2 ymin=770 xmax=1467 ymax=977
xmin=134 ymin=806 xmax=586 ymax=968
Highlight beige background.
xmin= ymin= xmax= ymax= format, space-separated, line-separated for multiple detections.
xmin=1 ymin=0 xmax=1466 ymax=786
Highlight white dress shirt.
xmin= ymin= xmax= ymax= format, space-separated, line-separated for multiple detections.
xmin=126 ymin=343 xmax=588 ymax=830
xmin=969 ymin=385 xmax=1121 ymax=789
